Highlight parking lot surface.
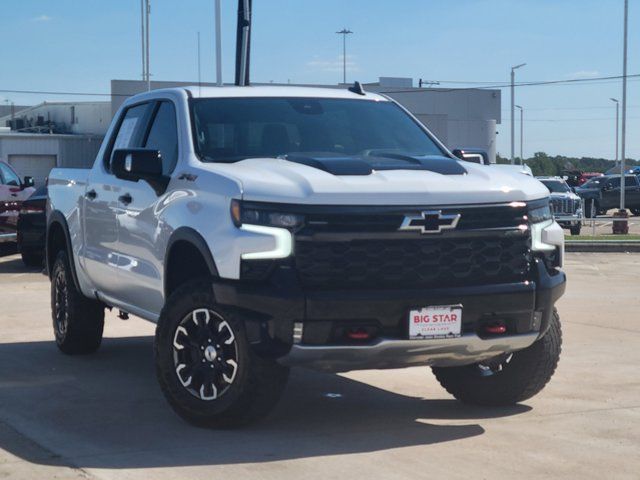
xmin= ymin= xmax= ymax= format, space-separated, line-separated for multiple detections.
xmin=0 ymin=252 xmax=638 ymax=480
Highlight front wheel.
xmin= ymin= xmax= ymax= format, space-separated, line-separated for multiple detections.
xmin=432 ymin=310 xmax=562 ymax=406
xmin=155 ymin=279 xmax=289 ymax=428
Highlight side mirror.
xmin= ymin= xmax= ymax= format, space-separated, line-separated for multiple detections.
xmin=451 ymin=148 xmax=489 ymax=165
xmin=112 ymin=148 xmax=168 ymax=195
xmin=22 ymin=176 xmax=34 ymax=189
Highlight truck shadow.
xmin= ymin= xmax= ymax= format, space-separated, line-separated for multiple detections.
xmin=0 ymin=336 xmax=530 ymax=469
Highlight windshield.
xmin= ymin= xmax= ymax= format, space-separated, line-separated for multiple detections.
xmin=540 ymin=180 xmax=570 ymax=193
xmin=191 ymin=97 xmax=446 ymax=163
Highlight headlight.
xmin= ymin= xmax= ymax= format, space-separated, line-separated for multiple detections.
xmin=230 ymin=200 xmax=305 ymax=230
xmin=528 ymin=202 xmax=552 ymax=224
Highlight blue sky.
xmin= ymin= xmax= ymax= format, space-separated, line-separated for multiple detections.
xmin=1 ymin=0 xmax=638 ymax=159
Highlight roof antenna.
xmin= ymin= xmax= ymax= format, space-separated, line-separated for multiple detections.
xmin=349 ymin=81 xmax=365 ymax=96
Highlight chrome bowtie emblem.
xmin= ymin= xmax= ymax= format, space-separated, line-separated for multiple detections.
xmin=400 ymin=210 xmax=461 ymax=234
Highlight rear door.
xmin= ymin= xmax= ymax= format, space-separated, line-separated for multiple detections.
xmin=82 ymin=102 xmax=152 ymax=299
xmin=624 ymin=176 xmax=640 ymax=208
xmin=601 ymin=177 xmax=620 ymax=210
xmin=112 ymin=100 xmax=179 ymax=314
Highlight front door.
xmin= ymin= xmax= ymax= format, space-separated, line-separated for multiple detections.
xmin=113 ymin=100 xmax=179 ymax=315
xmin=82 ymin=102 xmax=151 ymax=298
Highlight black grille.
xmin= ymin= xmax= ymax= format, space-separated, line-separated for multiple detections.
xmin=304 ymin=204 xmax=528 ymax=233
xmin=295 ymin=235 xmax=531 ymax=290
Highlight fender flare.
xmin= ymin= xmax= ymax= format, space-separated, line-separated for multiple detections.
xmin=164 ymin=227 xmax=219 ymax=295
xmin=46 ymin=210 xmax=81 ymax=290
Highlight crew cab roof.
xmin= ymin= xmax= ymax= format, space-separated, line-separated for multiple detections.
xmin=184 ymin=85 xmax=388 ymax=101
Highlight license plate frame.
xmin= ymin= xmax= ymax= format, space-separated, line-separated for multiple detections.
xmin=408 ymin=304 xmax=463 ymax=340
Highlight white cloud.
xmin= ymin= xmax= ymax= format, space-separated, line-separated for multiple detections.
xmin=32 ymin=14 xmax=52 ymax=22
xmin=566 ymin=70 xmax=600 ymax=79
xmin=307 ymin=55 xmax=359 ymax=73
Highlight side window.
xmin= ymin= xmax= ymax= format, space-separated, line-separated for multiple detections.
xmin=625 ymin=177 xmax=636 ymax=187
xmin=0 ymin=163 xmax=21 ymax=186
xmin=144 ymin=102 xmax=179 ymax=175
xmin=607 ymin=177 xmax=620 ymax=189
xmin=105 ymin=103 xmax=149 ymax=169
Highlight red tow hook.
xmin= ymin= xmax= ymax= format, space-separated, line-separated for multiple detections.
xmin=484 ymin=322 xmax=507 ymax=334
xmin=346 ymin=328 xmax=371 ymax=341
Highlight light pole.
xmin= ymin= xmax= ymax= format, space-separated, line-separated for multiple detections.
xmin=516 ymin=105 xmax=524 ymax=164
xmin=510 ymin=63 xmax=526 ymax=164
xmin=610 ymin=98 xmax=619 ymax=167
xmin=620 ymin=0 xmax=628 ymax=212
xmin=336 ymin=28 xmax=353 ymax=84
xmin=215 ymin=0 xmax=223 ymax=86
xmin=145 ymin=0 xmax=151 ymax=91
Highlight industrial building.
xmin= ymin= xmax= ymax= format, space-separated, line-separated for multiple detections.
xmin=0 ymin=132 xmax=102 ymax=187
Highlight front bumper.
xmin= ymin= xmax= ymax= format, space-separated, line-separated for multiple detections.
xmin=211 ymin=258 xmax=566 ymax=372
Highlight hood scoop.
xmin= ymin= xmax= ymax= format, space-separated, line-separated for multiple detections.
xmin=282 ymin=152 xmax=467 ymax=176
xmin=284 ymin=153 xmax=373 ymax=176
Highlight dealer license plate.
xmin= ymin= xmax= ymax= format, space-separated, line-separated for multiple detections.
xmin=409 ymin=305 xmax=462 ymax=339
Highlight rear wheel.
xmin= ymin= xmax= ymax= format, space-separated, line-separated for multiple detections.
xmin=432 ymin=310 xmax=562 ymax=406
xmin=155 ymin=279 xmax=289 ymax=428
xmin=51 ymin=250 xmax=104 ymax=354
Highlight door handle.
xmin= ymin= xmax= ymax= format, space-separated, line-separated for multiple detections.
xmin=119 ymin=193 xmax=133 ymax=205
xmin=86 ymin=189 xmax=97 ymax=200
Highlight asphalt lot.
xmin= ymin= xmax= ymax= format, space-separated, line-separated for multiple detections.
xmin=0 ymin=252 xmax=638 ymax=480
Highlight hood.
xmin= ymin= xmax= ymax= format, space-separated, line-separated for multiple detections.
xmin=549 ymin=191 xmax=580 ymax=200
xmin=201 ymin=156 xmax=549 ymax=205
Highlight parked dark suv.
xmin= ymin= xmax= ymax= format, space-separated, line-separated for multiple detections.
xmin=576 ymin=175 xmax=640 ymax=217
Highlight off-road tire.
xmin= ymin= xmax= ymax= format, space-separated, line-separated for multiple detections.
xmin=569 ymin=225 xmax=581 ymax=236
xmin=51 ymin=250 xmax=104 ymax=354
xmin=432 ymin=310 xmax=562 ymax=406
xmin=631 ymin=208 xmax=640 ymax=216
xmin=155 ymin=278 xmax=289 ymax=428
xmin=21 ymin=252 xmax=44 ymax=267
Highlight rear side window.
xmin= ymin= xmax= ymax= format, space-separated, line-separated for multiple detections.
xmin=608 ymin=177 xmax=621 ymax=188
xmin=625 ymin=177 xmax=637 ymax=187
xmin=144 ymin=102 xmax=179 ymax=175
xmin=105 ymin=103 xmax=149 ymax=169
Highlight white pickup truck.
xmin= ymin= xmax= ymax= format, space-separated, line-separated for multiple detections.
xmin=46 ymin=85 xmax=566 ymax=427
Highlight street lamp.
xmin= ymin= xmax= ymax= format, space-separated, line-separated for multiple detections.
xmin=620 ymin=0 xmax=629 ymax=212
xmin=510 ymin=63 xmax=526 ymax=164
xmin=516 ymin=105 xmax=524 ymax=164
xmin=610 ymin=98 xmax=619 ymax=167
xmin=336 ymin=28 xmax=353 ymax=84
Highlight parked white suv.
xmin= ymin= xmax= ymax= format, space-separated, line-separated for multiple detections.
xmin=46 ymin=86 xmax=566 ymax=427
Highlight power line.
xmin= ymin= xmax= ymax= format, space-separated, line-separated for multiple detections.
xmin=381 ymin=73 xmax=640 ymax=94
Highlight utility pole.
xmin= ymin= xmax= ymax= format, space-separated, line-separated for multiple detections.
xmin=620 ymin=0 xmax=628 ymax=211
xmin=140 ymin=0 xmax=146 ymax=81
xmin=610 ymin=98 xmax=620 ymax=167
xmin=215 ymin=0 xmax=223 ymax=86
xmin=336 ymin=28 xmax=353 ymax=84
xmin=197 ymin=32 xmax=202 ymax=94
xmin=510 ymin=63 xmax=526 ymax=164
xmin=516 ymin=105 xmax=524 ymax=164
xmin=145 ymin=0 xmax=151 ymax=91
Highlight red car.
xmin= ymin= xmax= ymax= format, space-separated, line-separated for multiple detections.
xmin=579 ymin=172 xmax=604 ymax=185
xmin=0 ymin=161 xmax=35 ymax=246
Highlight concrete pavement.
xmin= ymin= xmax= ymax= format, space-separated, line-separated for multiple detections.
xmin=0 ymin=253 xmax=638 ymax=479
